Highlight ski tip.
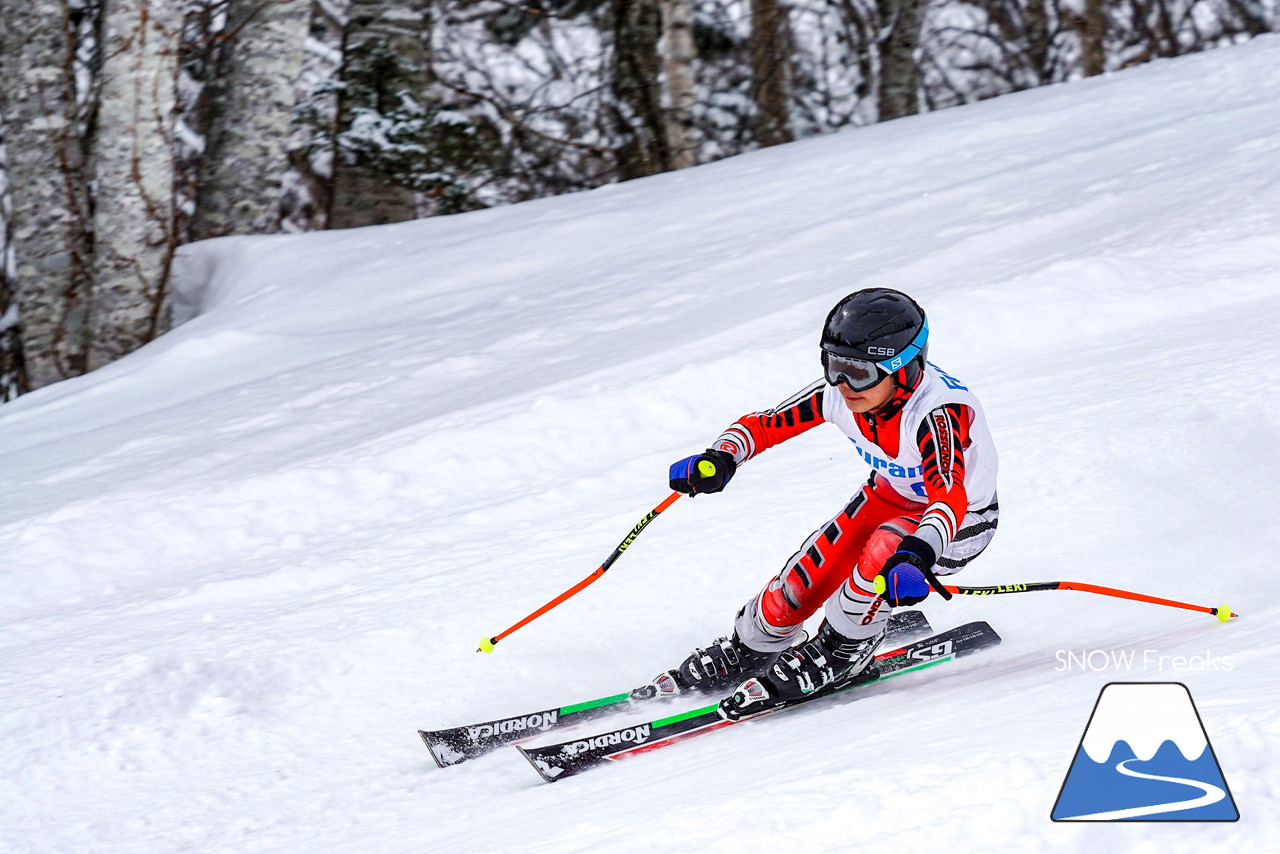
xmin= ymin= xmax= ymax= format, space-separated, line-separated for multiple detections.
xmin=514 ymin=745 xmax=564 ymax=784
xmin=419 ymin=731 xmax=472 ymax=768
xmin=418 ymin=730 xmax=448 ymax=769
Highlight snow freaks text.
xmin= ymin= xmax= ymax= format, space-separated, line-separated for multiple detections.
xmin=1055 ymin=650 xmax=1234 ymax=672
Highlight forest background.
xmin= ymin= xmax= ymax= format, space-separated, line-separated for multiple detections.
xmin=1 ymin=0 xmax=1275 ymax=400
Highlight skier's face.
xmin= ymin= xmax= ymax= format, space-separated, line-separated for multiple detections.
xmin=837 ymin=373 xmax=897 ymax=414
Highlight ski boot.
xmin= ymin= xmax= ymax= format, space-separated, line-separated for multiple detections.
xmin=631 ymin=631 xmax=789 ymax=701
xmin=718 ymin=621 xmax=886 ymax=720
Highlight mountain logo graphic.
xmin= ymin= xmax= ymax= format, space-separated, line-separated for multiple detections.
xmin=1051 ymin=682 xmax=1238 ymax=821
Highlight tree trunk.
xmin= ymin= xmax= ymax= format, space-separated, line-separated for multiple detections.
xmin=875 ymin=0 xmax=929 ymax=121
xmin=189 ymin=0 xmax=312 ymax=240
xmin=1150 ymin=0 xmax=1180 ymax=58
xmin=0 ymin=269 xmax=22 ymax=401
xmin=1 ymin=123 xmax=27 ymax=399
xmin=328 ymin=0 xmax=427 ymax=229
xmin=1072 ymin=0 xmax=1107 ymax=76
xmin=749 ymin=0 xmax=794 ymax=147
xmin=0 ymin=0 xmax=94 ymax=391
xmin=610 ymin=0 xmax=671 ymax=180
xmin=660 ymin=0 xmax=698 ymax=169
xmin=1024 ymin=0 xmax=1053 ymax=85
xmin=89 ymin=0 xmax=182 ymax=370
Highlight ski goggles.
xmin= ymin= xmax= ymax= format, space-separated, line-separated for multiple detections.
xmin=822 ymin=321 xmax=929 ymax=392
xmin=822 ymin=352 xmax=887 ymax=391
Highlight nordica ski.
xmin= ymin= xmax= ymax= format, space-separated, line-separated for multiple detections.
xmin=516 ymin=620 xmax=1001 ymax=782
xmin=419 ymin=609 xmax=932 ymax=768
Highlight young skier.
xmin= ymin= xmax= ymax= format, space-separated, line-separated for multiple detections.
xmin=659 ymin=287 xmax=999 ymax=720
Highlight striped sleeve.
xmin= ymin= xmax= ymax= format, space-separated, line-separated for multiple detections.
xmin=712 ymin=379 xmax=827 ymax=464
xmin=911 ymin=404 xmax=973 ymax=559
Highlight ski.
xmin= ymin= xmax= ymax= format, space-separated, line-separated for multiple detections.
xmin=516 ymin=620 xmax=1001 ymax=782
xmin=418 ymin=609 xmax=932 ymax=767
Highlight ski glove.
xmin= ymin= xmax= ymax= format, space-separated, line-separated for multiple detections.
xmin=874 ymin=535 xmax=952 ymax=606
xmin=669 ymin=449 xmax=737 ymax=496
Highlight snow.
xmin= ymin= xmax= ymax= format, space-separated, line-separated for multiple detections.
xmin=4 ymin=35 xmax=1280 ymax=853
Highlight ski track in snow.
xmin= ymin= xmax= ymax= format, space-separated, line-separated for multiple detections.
xmin=3 ymin=35 xmax=1280 ymax=854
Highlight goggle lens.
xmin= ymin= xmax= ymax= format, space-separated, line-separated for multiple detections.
xmin=822 ymin=352 xmax=885 ymax=391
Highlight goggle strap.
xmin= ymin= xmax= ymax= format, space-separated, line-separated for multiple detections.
xmin=873 ymin=319 xmax=929 ymax=373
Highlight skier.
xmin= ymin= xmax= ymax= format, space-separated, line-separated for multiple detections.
xmin=658 ymin=287 xmax=999 ymax=720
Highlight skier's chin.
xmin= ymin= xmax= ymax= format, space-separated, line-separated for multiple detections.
xmin=840 ymin=392 xmax=874 ymax=414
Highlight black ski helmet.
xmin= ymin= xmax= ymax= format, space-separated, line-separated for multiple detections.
xmin=821 ymin=288 xmax=929 ymax=390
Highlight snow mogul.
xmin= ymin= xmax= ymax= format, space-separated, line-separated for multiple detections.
xmin=662 ymin=287 xmax=999 ymax=720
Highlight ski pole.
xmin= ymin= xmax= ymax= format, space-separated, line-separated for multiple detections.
xmin=478 ymin=490 xmax=686 ymax=653
xmin=939 ymin=580 xmax=1237 ymax=622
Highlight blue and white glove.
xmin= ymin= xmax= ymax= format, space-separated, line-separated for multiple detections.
xmin=874 ymin=535 xmax=952 ymax=606
xmin=669 ymin=449 xmax=737 ymax=496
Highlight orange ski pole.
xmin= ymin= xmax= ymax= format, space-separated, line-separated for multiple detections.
xmin=940 ymin=580 xmax=1237 ymax=622
xmin=478 ymin=491 xmax=684 ymax=653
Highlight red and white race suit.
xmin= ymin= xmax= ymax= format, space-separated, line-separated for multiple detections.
xmin=711 ymin=363 xmax=999 ymax=646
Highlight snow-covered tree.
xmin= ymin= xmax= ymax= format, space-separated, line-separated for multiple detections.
xmin=0 ymin=0 xmax=1276 ymax=401
xmin=189 ymin=0 xmax=313 ymax=239
xmin=0 ymin=0 xmax=96 ymax=391
xmin=750 ymin=0 xmax=795 ymax=145
xmin=877 ymin=0 xmax=930 ymax=120
xmin=329 ymin=0 xmax=430 ymax=227
xmin=88 ymin=0 xmax=184 ymax=371
xmin=662 ymin=0 xmax=700 ymax=167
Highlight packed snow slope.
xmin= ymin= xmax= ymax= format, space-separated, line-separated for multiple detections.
xmin=4 ymin=37 xmax=1280 ymax=854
